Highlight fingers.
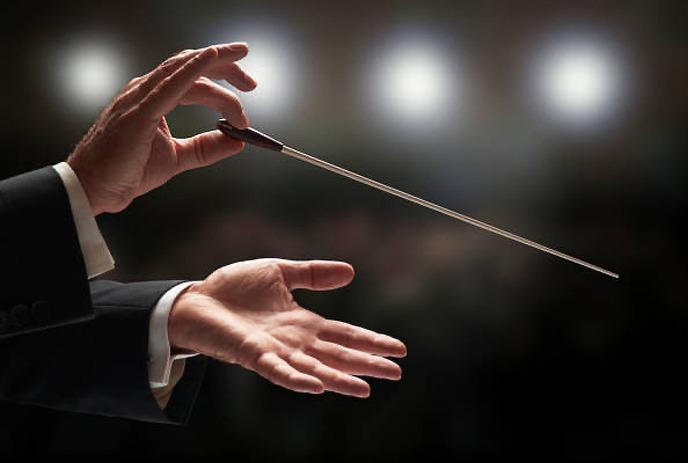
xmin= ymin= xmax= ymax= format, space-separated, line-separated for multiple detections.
xmin=126 ymin=43 xmax=251 ymax=105
xmin=123 ymin=49 xmax=197 ymax=101
xmin=174 ymin=130 xmax=245 ymax=172
xmin=318 ymin=320 xmax=407 ymax=358
xmin=286 ymin=352 xmax=371 ymax=398
xmin=205 ymin=62 xmax=258 ymax=92
xmin=277 ymin=260 xmax=355 ymax=291
xmin=306 ymin=340 xmax=402 ymax=380
xmin=180 ymin=78 xmax=249 ymax=129
xmin=254 ymin=352 xmax=324 ymax=394
xmin=138 ymin=47 xmax=225 ymax=123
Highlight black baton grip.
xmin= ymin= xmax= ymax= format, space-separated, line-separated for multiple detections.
xmin=216 ymin=119 xmax=284 ymax=152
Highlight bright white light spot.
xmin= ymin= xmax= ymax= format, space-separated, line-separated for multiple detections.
xmin=373 ymin=41 xmax=458 ymax=124
xmin=381 ymin=47 xmax=451 ymax=115
xmin=533 ymin=39 xmax=624 ymax=127
xmin=238 ymin=38 xmax=296 ymax=118
xmin=211 ymin=23 xmax=301 ymax=123
xmin=365 ymin=35 xmax=462 ymax=139
xmin=58 ymin=41 xmax=128 ymax=114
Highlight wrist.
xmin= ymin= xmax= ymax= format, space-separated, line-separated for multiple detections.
xmin=167 ymin=281 xmax=205 ymax=352
xmin=67 ymin=157 xmax=105 ymax=216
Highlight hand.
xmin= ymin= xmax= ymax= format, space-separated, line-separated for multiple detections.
xmin=169 ymin=259 xmax=407 ymax=398
xmin=67 ymin=43 xmax=257 ymax=215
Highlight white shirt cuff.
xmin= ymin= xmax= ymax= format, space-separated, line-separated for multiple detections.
xmin=53 ymin=162 xmax=193 ymax=392
xmin=148 ymin=281 xmax=200 ymax=388
xmin=52 ymin=162 xmax=115 ymax=278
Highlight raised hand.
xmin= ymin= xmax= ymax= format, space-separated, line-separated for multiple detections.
xmin=168 ymin=258 xmax=407 ymax=398
xmin=67 ymin=43 xmax=257 ymax=215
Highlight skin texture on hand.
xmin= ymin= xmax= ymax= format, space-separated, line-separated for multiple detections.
xmin=169 ymin=259 xmax=407 ymax=398
xmin=67 ymin=43 xmax=257 ymax=215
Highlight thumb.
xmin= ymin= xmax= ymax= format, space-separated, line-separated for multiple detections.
xmin=174 ymin=130 xmax=245 ymax=173
xmin=277 ymin=260 xmax=355 ymax=291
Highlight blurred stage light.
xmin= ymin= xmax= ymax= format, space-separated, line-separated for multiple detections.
xmin=531 ymin=36 xmax=626 ymax=130
xmin=56 ymin=40 xmax=129 ymax=115
xmin=238 ymin=38 xmax=296 ymax=117
xmin=210 ymin=22 xmax=301 ymax=124
xmin=379 ymin=46 xmax=452 ymax=116
xmin=368 ymin=37 xmax=461 ymax=132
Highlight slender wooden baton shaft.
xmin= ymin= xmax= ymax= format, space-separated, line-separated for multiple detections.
xmin=217 ymin=120 xmax=619 ymax=279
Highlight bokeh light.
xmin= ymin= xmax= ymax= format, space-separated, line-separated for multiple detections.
xmin=53 ymin=38 xmax=129 ymax=116
xmin=366 ymin=34 xmax=463 ymax=135
xmin=378 ymin=44 xmax=453 ymax=116
xmin=210 ymin=21 xmax=302 ymax=124
xmin=530 ymin=34 xmax=627 ymax=130
xmin=5 ymin=2 xmax=684 ymax=459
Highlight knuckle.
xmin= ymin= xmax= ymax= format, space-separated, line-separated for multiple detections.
xmin=167 ymin=48 xmax=195 ymax=65
xmin=224 ymin=90 xmax=241 ymax=105
xmin=238 ymin=335 xmax=265 ymax=367
xmin=253 ymin=351 xmax=271 ymax=370
xmin=104 ymin=110 xmax=125 ymax=127
xmin=284 ymin=351 xmax=300 ymax=365
xmin=159 ymin=74 xmax=175 ymax=87
xmin=161 ymin=57 xmax=179 ymax=70
xmin=109 ymin=94 xmax=129 ymax=113
xmin=211 ymin=346 xmax=229 ymax=363
xmin=344 ymin=325 xmax=358 ymax=339
xmin=162 ymin=54 xmax=181 ymax=67
xmin=195 ymin=77 xmax=215 ymax=90
xmin=158 ymin=53 xmax=185 ymax=74
xmin=119 ymin=106 xmax=142 ymax=125
xmin=340 ymin=349 xmax=356 ymax=364
xmin=296 ymin=312 xmax=320 ymax=331
xmin=263 ymin=260 xmax=284 ymax=280
xmin=366 ymin=356 xmax=380 ymax=369
xmin=305 ymin=262 xmax=315 ymax=288
xmin=302 ymin=343 xmax=317 ymax=357
xmin=227 ymin=95 xmax=243 ymax=113
xmin=127 ymin=76 xmax=142 ymax=87
xmin=190 ymin=136 xmax=208 ymax=167
xmin=160 ymin=57 xmax=175 ymax=68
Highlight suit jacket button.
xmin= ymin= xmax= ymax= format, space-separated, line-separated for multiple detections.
xmin=11 ymin=304 xmax=30 ymax=327
xmin=0 ymin=310 xmax=8 ymax=333
xmin=31 ymin=301 xmax=51 ymax=324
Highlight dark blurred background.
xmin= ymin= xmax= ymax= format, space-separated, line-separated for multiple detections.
xmin=2 ymin=0 xmax=687 ymax=459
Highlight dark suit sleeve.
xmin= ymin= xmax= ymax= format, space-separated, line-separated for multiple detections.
xmin=0 ymin=279 xmax=207 ymax=424
xmin=0 ymin=167 xmax=93 ymax=338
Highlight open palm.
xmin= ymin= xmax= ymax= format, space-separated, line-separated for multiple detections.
xmin=169 ymin=259 xmax=407 ymax=398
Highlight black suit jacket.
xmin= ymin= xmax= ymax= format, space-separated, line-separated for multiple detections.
xmin=0 ymin=167 xmax=206 ymax=424
xmin=0 ymin=167 xmax=93 ymax=337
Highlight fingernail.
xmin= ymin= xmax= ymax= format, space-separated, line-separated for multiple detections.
xmin=396 ymin=342 xmax=408 ymax=357
xmin=392 ymin=366 xmax=402 ymax=380
xmin=230 ymin=42 xmax=248 ymax=50
xmin=244 ymin=73 xmax=258 ymax=88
